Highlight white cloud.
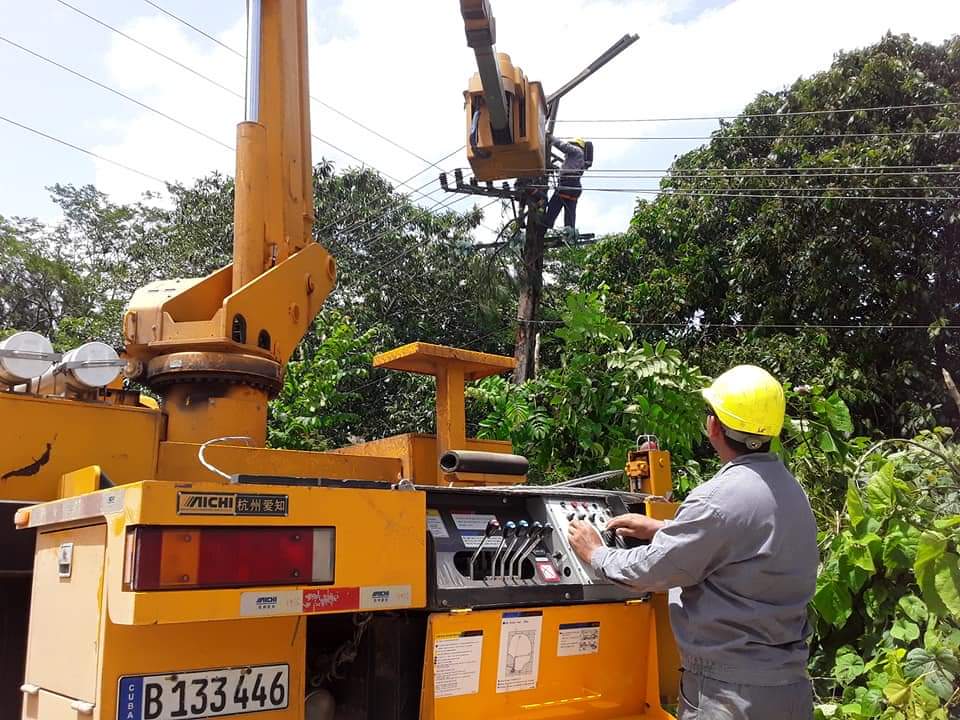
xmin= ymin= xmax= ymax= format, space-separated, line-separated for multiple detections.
xmin=93 ymin=0 xmax=960 ymax=237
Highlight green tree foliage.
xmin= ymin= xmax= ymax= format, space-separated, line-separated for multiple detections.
xmin=468 ymin=290 xmax=709 ymax=485
xmin=583 ymin=33 xmax=960 ymax=436
xmin=0 ymin=161 xmax=511 ymax=442
xmin=807 ymin=430 xmax=960 ymax=719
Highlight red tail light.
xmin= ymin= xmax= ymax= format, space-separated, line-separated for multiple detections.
xmin=124 ymin=526 xmax=335 ymax=591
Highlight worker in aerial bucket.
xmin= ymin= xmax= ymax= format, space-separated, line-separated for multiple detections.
xmin=568 ymin=366 xmax=818 ymax=719
xmin=543 ymin=137 xmax=588 ymax=235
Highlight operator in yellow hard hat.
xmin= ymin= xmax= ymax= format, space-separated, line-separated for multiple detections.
xmin=568 ymin=365 xmax=818 ymax=720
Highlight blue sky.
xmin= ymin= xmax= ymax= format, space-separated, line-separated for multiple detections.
xmin=1 ymin=0 xmax=958 ymax=237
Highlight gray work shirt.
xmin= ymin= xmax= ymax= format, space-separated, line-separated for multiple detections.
xmin=590 ymin=453 xmax=818 ymax=685
xmin=553 ymin=139 xmax=585 ymax=190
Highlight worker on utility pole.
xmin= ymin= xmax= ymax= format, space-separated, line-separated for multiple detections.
xmin=567 ymin=366 xmax=818 ymax=720
xmin=544 ymin=137 xmax=588 ymax=234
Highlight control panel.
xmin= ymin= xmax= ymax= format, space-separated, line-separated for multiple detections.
xmin=424 ymin=486 xmax=648 ymax=609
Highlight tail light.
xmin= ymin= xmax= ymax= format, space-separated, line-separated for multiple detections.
xmin=123 ymin=526 xmax=335 ymax=591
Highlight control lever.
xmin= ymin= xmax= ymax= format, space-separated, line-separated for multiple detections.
xmin=489 ymin=521 xmax=516 ymax=580
xmin=469 ymin=518 xmax=500 ymax=580
xmin=511 ymin=521 xmax=543 ymax=579
xmin=499 ymin=520 xmax=528 ymax=579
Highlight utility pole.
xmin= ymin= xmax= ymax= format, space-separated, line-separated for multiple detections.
xmin=512 ymin=34 xmax=637 ymax=383
xmin=514 ymin=205 xmax=546 ymax=382
xmin=449 ymin=4 xmax=637 ymax=383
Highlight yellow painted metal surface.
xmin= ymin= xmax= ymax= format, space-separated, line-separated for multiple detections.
xmin=97 ymin=616 xmax=306 ymax=720
xmin=163 ymin=383 xmax=270 ymax=446
xmin=59 ymin=465 xmax=102 ymax=498
xmin=374 ymin=342 xmax=515 ymax=380
xmin=21 ymin=518 xmax=306 ymax=720
xmin=329 ymin=433 xmax=520 ymax=486
xmin=374 ymin=343 xmax=516 ymax=461
xmin=38 ymin=481 xmax=427 ymax=626
xmin=0 ymin=392 xmax=162 ymax=502
xmin=25 ymin=524 xmax=107 ymax=704
xmin=463 ymin=55 xmax=547 ymax=182
xmin=420 ymin=603 xmax=673 ymax=720
xmin=157 ymin=441 xmax=403 ymax=484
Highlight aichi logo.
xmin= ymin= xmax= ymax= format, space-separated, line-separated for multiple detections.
xmin=256 ymin=595 xmax=278 ymax=610
xmin=371 ymin=590 xmax=390 ymax=604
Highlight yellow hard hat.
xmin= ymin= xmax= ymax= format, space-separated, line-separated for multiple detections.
xmin=701 ymin=365 xmax=785 ymax=438
xmin=573 ymin=137 xmax=586 ymax=148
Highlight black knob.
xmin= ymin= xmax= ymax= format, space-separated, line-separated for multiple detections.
xmin=484 ymin=518 xmax=500 ymax=537
xmin=566 ymin=512 xmax=575 ymax=521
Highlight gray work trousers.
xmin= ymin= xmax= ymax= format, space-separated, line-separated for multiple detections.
xmin=678 ymin=671 xmax=814 ymax=719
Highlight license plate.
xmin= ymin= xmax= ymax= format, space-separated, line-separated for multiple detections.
xmin=117 ymin=664 xmax=289 ymax=720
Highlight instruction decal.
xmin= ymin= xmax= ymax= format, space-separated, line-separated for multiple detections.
xmin=557 ymin=621 xmax=600 ymax=656
xmin=176 ymin=491 xmax=289 ymax=516
xmin=433 ymin=630 xmax=483 ymax=698
xmin=451 ymin=512 xmax=499 ymax=549
xmin=427 ymin=509 xmax=450 ymax=539
xmin=496 ymin=610 xmax=542 ymax=693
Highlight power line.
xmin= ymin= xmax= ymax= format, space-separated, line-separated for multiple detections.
xmin=526 ymin=185 xmax=959 ymax=201
xmin=53 ymin=0 xmax=437 ymax=201
xmin=518 ymin=318 xmax=959 ymax=331
xmin=474 ymin=163 xmax=960 ymax=175
xmin=141 ymin=0 xmax=235 ymax=54
xmin=0 ymin=113 xmax=168 ymax=185
xmin=139 ymin=0 xmax=442 ymax=170
xmin=556 ymin=101 xmax=959 ymax=124
xmin=0 ymin=34 xmax=234 ymax=151
xmin=352 ymin=197 xmax=502 ymax=285
xmin=53 ymin=0 xmax=243 ymax=99
xmin=572 ymin=130 xmax=960 ymax=141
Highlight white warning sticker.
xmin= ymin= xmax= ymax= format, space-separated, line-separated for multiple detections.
xmin=451 ymin=512 xmax=497 ymax=531
xmin=557 ymin=621 xmax=600 ymax=656
xmin=427 ymin=509 xmax=449 ymax=539
xmin=496 ymin=611 xmax=542 ymax=693
xmin=434 ymin=630 xmax=483 ymax=698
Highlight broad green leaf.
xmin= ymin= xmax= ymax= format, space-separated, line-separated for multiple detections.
xmin=915 ymin=532 xmax=949 ymax=616
xmin=814 ymin=575 xmax=853 ymax=627
xmin=904 ymin=648 xmax=957 ymax=701
xmin=834 ymin=646 xmax=866 ymax=684
xmin=903 ymin=648 xmax=935 ymax=679
xmin=819 ymin=430 xmax=838 ymax=453
xmin=933 ymin=515 xmax=960 ymax=532
xmin=890 ymin=618 xmax=920 ymax=643
xmin=847 ymin=479 xmax=866 ymax=533
xmin=898 ymin=595 xmax=928 ymax=623
xmin=932 ymin=552 xmax=960 ymax=616
xmin=883 ymin=679 xmax=911 ymax=706
xmin=824 ymin=392 xmax=854 ymax=434
xmin=866 ymin=461 xmax=896 ymax=517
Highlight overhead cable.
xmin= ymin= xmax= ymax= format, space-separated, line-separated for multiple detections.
xmin=54 ymin=0 xmax=435 ymax=200
xmin=0 ymin=34 xmax=234 ymax=151
xmin=525 ymin=185 xmax=959 ymax=201
xmin=0 ymin=113 xmax=168 ymax=185
xmin=572 ymin=130 xmax=960 ymax=141
xmin=518 ymin=318 xmax=959 ymax=331
xmin=139 ymin=0 xmax=442 ymax=169
xmin=556 ymin=101 xmax=958 ymax=124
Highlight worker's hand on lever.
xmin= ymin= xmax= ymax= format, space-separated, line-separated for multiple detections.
xmin=605 ymin=513 xmax=664 ymax=540
xmin=567 ymin=520 xmax=602 ymax=563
